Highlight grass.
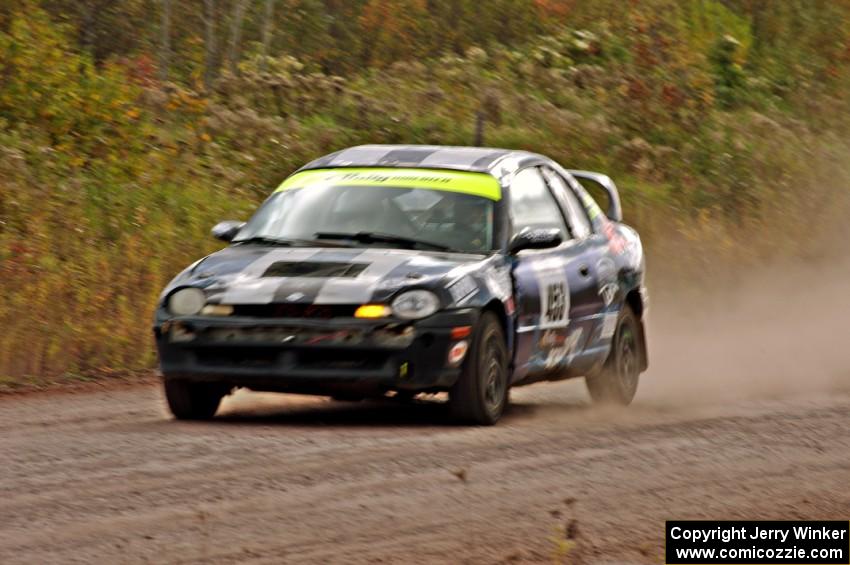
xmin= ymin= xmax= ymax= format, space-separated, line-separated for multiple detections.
xmin=1 ymin=1 xmax=850 ymax=384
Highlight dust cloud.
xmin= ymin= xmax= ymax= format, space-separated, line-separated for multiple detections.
xmin=639 ymin=255 xmax=850 ymax=405
xmin=223 ymin=255 xmax=850 ymax=415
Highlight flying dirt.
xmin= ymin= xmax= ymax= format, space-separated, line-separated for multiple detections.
xmin=0 ymin=260 xmax=848 ymax=564
xmin=645 ymin=257 xmax=850 ymax=403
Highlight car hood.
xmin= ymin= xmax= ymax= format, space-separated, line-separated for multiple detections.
xmin=165 ymin=245 xmax=489 ymax=306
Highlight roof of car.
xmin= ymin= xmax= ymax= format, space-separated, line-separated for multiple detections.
xmin=297 ymin=145 xmax=543 ymax=178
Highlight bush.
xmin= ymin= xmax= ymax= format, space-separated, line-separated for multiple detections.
xmin=1 ymin=1 xmax=850 ymax=384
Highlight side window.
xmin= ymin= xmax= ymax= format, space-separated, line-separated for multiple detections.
xmin=542 ymin=168 xmax=593 ymax=239
xmin=509 ymin=168 xmax=568 ymax=239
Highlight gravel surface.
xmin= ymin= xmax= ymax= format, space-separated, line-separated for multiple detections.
xmin=1 ymin=381 xmax=848 ymax=564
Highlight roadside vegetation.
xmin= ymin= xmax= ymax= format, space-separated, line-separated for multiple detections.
xmin=2 ymin=0 xmax=850 ymax=383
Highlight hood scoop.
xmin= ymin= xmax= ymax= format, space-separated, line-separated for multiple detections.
xmin=262 ymin=261 xmax=368 ymax=278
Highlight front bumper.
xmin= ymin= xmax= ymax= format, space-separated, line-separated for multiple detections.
xmin=154 ymin=309 xmax=478 ymax=394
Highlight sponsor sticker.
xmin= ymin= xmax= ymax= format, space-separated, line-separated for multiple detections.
xmin=599 ymin=284 xmax=617 ymax=307
xmin=600 ymin=312 xmax=619 ymax=339
xmin=484 ymin=264 xmax=513 ymax=301
xmin=581 ymin=192 xmax=604 ymax=221
xmin=541 ymin=328 xmax=584 ymax=369
xmin=447 ymin=275 xmax=478 ymax=305
xmin=596 ymin=257 xmax=618 ymax=307
xmin=277 ymin=168 xmax=502 ymax=201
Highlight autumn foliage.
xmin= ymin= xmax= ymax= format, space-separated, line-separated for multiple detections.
xmin=1 ymin=0 xmax=850 ymax=384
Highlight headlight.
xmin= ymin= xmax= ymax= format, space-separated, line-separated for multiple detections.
xmin=391 ymin=290 xmax=440 ymax=320
xmin=168 ymin=288 xmax=206 ymax=316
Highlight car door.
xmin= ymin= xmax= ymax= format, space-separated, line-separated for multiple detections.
xmin=542 ymin=167 xmax=619 ymax=373
xmin=509 ymin=167 xmax=597 ymax=382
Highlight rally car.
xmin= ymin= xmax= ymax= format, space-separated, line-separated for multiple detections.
xmin=154 ymin=145 xmax=648 ymax=424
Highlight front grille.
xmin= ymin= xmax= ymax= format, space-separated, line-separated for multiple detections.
xmin=201 ymin=326 xmax=366 ymax=346
xmin=231 ymin=304 xmax=358 ymax=319
xmin=192 ymin=346 xmax=390 ymax=373
xmin=195 ymin=347 xmax=278 ymax=367
xmin=297 ymin=350 xmax=388 ymax=371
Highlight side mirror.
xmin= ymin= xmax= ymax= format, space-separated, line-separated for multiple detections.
xmin=509 ymin=228 xmax=563 ymax=254
xmin=211 ymin=220 xmax=245 ymax=242
xmin=568 ymin=170 xmax=623 ymax=223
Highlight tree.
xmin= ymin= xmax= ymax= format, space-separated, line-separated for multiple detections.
xmin=226 ymin=0 xmax=249 ymax=75
xmin=260 ymin=0 xmax=276 ymax=70
xmin=39 ymin=0 xmax=152 ymax=65
xmin=203 ymin=0 xmax=218 ymax=88
xmin=159 ymin=0 xmax=171 ymax=81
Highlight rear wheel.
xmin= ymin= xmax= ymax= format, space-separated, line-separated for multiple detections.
xmin=164 ymin=379 xmax=227 ymax=420
xmin=448 ymin=311 xmax=509 ymax=425
xmin=586 ymin=305 xmax=641 ymax=405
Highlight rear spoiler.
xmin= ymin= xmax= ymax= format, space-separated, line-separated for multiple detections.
xmin=568 ymin=170 xmax=623 ymax=223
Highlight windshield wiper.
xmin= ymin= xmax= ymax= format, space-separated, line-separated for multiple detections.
xmin=232 ymin=236 xmax=297 ymax=246
xmin=232 ymin=236 xmax=351 ymax=248
xmin=314 ymin=231 xmax=459 ymax=252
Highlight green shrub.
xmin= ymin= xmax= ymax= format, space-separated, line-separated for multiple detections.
xmin=1 ymin=1 xmax=850 ymax=383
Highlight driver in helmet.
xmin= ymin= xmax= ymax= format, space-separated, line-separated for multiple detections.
xmin=454 ymin=198 xmax=490 ymax=252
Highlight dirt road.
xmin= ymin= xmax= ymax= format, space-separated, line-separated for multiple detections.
xmin=2 ymin=262 xmax=849 ymax=564
xmin=1 ymin=380 xmax=848 ymax=564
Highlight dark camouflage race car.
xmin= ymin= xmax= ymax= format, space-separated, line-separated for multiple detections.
xmin=154 ymin=145 xmax=648 ymax=424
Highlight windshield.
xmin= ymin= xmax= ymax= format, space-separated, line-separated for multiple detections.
xmin=235 ymin=169 xmax=499 ymax=253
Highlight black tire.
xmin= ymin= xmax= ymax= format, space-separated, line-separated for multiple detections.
xmin=391 ymin=390 xmax=417 ymax=403
xmin=330 ymin=394 xmax=365 ymax=402
xmin=448 ymin=311 xmax=509 ymax=425
xmin=586 ymin=305 xmax=641 ymax=405
xmin=164 ymin=379 xmax=227 ymax=420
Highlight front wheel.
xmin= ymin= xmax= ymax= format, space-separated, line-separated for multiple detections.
xmin=586 ymin=305 xmax=642 ymax=405
xmin=448 ymin=311 xmax=509 ymax=425
xmin=164 ymin=379 xmax=228 ymax=420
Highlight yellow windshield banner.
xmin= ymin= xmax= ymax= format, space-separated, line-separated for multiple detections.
xmin=276 ymin=168 xmax=502 ymax=201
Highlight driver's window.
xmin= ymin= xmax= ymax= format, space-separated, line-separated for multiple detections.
xmin=509 ymin=168 xmax=568 ymax=239
xmin=542 ymin=168 xmax=593 ymax=239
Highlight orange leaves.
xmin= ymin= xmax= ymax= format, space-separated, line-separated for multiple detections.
xmin=533 ymin=0 xmax=574 ymax=21
xmin=359 ymin=0 xmax=428 ymax=66
xmin=0 ymin=6 xmax=144 ymax=159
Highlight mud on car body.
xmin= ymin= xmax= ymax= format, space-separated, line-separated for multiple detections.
xmin=154 ymin=145 xmax=649 ymax=424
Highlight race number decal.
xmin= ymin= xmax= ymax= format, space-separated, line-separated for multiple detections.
xmin=534 ymin=259 xmax=570 ymax=329
xmin=545 ymin=282 xmax=567 ymax=324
